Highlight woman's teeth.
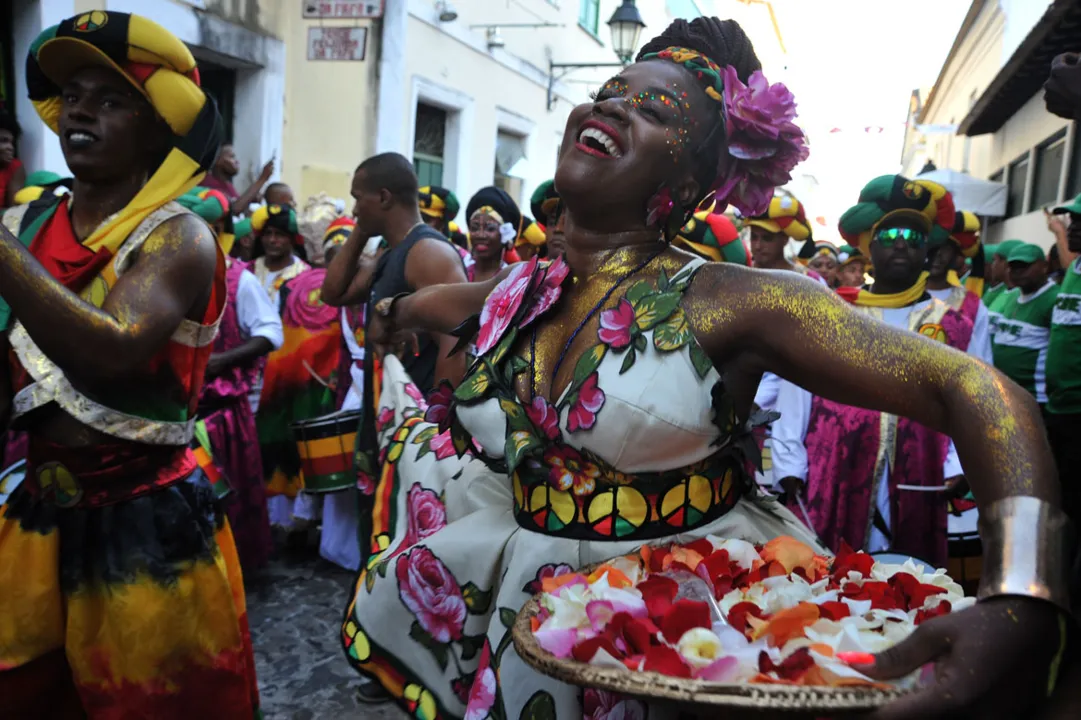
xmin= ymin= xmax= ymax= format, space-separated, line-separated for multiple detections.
xmin=578 ymin=128 xmax=621 ymax=158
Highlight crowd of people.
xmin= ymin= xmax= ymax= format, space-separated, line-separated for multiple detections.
xmin=0 ymin=9 xmax=1079 ymax=720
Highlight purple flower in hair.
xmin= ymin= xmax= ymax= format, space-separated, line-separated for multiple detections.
xmin=712 ymin=66 xmax=809 ymax=217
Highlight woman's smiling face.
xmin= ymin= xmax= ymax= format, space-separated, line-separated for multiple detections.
xmin=554 ymin=60 xmax=718 ymax=229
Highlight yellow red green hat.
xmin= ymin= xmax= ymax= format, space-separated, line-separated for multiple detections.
xmin=838 ymin=174 xmax=956 ymax=256
xmin=530 ymin=180 xmax=561 ymax=225
xmin=26 ymin=10 xmax=222 ymax=257
xmin=252 ymin=204 xmax=302 ymax=245
xmin=176 ymin=186 xmax=230 ymax=223
xmin=674 ymin=199 xmax=748 ymax=265
xmin=418 ymin=186 xmax=460 ymax=221
xmin=837 ymin=244 xmax=868 ymax=268
xmin=744 ymin=194 xmax=813 ymax=242
xmin=948 ymin=209 xmax=981 ymax=259
xmin=322 ymin=216 xmax=355 ymax=250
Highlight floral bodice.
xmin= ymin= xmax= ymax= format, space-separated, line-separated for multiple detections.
xmin=424 ymin=255 xmax=760 ymax=541
xmin=455 ymin=257 xmax=726 ymax=472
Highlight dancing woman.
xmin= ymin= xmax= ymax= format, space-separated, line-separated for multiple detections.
xmin=342 ymin=17 xmax=1072 ymax=720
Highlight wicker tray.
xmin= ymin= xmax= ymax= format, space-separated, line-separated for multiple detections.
xmin=513 ymin=595 xmax=906 ymax=715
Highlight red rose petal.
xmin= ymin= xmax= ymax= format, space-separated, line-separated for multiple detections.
xmin=607 ymin=612 xmax=658 ymax=654
xmin=572 ymin=635 xmax=624 ymax=663
xmin=818 ymin=601 xmax=852 ymax=621
xmin=684 ymin=538 xmax=716 ymax=558
xmin=759 ymin=647 xmax=815 ymax=681
xmin=727 ymin=601 xmax=766 ymax=635
xmin=915 ymin=599 xmax=952 ymax=625
xmin=660 ymin=599 xmax=711 ymax=644
xmin=638 ymin=575 xmax=679 ymax=621
xmin=643 ymin=644 xmax=692 ymax=678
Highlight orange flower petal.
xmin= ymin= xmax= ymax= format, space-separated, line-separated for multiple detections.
xmin=760 ymin=536 xmax=817 ymax=575
xmin=752 ymin=602 xmax=821 ymax=647
xmin=541 ymin=573 xmax=583 ymax=593
xmin=668 ymin=546 xmax=705 ymax=571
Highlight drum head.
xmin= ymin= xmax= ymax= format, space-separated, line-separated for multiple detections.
xmin=870 ymin=551 xmax=933 ymax=574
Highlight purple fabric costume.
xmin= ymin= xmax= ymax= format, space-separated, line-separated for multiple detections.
xmin=199 ymin=262 xmax=273 ymax=570
xmin=796 ymin=301 xmax=974 ymax=567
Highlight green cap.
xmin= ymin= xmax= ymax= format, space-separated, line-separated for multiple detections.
xmin=1052 ymin=193 xmax=1081 ymax=215
xmin=993 ymin=239 xmax=1024 ymax=259
xmin=24 ymin=170 xmax=64 ymax=187
xmin=1006 ymin=243 xmax=1045 ymax=265
xmin=982 ymin=243 xmax=999 ymax=262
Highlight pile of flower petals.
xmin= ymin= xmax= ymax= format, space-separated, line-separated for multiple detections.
xmin=531 ymin=537 xmax=973 ymax=687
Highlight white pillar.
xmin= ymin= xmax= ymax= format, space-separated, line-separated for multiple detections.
xmin=11 ymin=0 xmax=75 ymax=177
xmin=375 ymin=0 xmax=408 ymax=154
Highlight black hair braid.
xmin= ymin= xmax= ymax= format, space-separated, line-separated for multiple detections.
xmin=635 ymin=17 xmax=761 ymax=83
xmin=635 ymin=17 xmax=762 ymax=218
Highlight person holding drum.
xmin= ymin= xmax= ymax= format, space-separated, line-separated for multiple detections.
xmin=0 ymin=11 xmax=259 ymax=715
xmin=342 ymin=16 xmax=1074 ymax=720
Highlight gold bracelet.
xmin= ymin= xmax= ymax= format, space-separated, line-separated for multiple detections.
xmin=977 ymin=496 xmax=1073 ymax=614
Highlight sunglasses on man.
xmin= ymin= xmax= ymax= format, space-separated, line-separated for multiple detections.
xmin=872 ymin=226 xmax=927 ymax=248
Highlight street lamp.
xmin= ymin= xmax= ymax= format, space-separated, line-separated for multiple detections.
xmin=608 ymin=0 xmax=646 ymax=64
xmin=547 ymin=0 xmax=646 ymax=110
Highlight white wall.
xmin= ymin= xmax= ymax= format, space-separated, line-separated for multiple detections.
xmin=11 ymin=0 xmax=75 ymax=177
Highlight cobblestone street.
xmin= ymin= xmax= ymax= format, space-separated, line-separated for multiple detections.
xmin=246 ymin=548 xmax=407 ymax=720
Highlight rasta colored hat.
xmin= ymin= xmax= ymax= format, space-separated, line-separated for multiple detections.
xmin=837 ymin=244 xmax=868 ymax=268
xmin=323 ymin=216 xmax=355 ymax=250
xmin=744 ymin=194 xmax=813 ymax=242
xmin=252 ymin=204 xmax=301 ymax=243
xmin=1052 ymin=192 xmax=1081 ymax=215
xmin=530 ymin=180 xmax=562 ymax=224
xmin=13 ymin=171 xmax=71 ymax=206
xmin=838 ymin=175 xmax=955 ymax=256
xmin=674 ymin=199 xmax=748 ymax=265
xmin=948 ymin=209 xmax=981 ymax=259
xmin=516 ymin=219 xmax=547 ymax=248
xmin=176 ymin=186 xmax=230 ymax=223
xmin=26 ymin=11 xmax=222 ymax=256
xmin=1006 ymin=243 xmax=1045 ymax=265
xmin=418 ymin=186 xmax=460 ymax=221
xmin=796 ymin=239 xmax=837 ymax=266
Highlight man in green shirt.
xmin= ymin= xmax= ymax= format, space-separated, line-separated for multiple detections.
xmin=1049 ymin=197 xmax=1081 ymax=528
xmin=982 ymin=239 xmax=1023 ymax=309
xmin=991 ymin=243 xmax=1059 ymax=407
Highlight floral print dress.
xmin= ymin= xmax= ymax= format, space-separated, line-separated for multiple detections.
xmin=341 ymin=256 xmax=820 ymax=720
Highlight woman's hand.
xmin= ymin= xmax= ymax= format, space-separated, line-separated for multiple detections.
xmin=860 ymin=597 xmax=1064 ymax=719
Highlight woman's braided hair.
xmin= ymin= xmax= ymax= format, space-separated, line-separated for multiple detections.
xmin=635 ymin=18 xmax=762 ymax=206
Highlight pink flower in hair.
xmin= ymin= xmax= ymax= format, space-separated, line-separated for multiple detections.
xmin=713 ymin=66 xmax=809 ymax=217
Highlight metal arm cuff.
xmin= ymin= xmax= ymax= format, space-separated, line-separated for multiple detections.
xmin=977 ymin=496 xmax=1073 ymax=614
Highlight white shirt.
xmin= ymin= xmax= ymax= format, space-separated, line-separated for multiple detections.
xmin=771 ymin=298 xmax=972 ymax=552
xmin=339 ymin=306 xmax=365 ymax=411
xmin=236 ymin=269 xmax=284 ymax=350
xmin=926 ymin=286 xmax=993 ymax=363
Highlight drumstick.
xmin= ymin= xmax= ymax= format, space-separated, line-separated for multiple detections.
xmin=896 ymin=484 xmax=948 ymax=492
xmin=302 ymin=360 xmax=333 ymax=389
xmin=794 ymin=494 xmax=824 ymax=546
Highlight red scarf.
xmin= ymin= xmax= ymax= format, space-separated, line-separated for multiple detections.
xmin=28 ymin=200 xmax=113 ymax=293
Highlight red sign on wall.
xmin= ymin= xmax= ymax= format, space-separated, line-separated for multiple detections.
xmin=303 ymin=1 xmax=384 ymax=18
xmin=307 ymin=27 xmax=368 ymax=61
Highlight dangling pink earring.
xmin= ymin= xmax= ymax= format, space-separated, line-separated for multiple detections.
xmin=646 ymin=186 xmax=674 ymax=228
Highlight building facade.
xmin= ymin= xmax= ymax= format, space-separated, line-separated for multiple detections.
xmin=901 ymin=0 xmax=1081 ymax=249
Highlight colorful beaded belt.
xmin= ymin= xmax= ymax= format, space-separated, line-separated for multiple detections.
xmin=512 ymin=448 xmax=744 ymax=541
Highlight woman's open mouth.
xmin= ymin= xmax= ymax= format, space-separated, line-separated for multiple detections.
xmin=574 ymin=120 xmax=623 ymax=159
